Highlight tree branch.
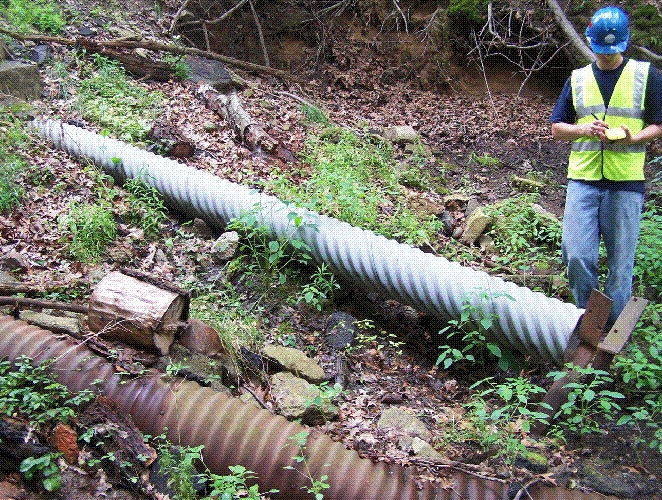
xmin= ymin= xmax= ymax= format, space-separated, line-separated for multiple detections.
xmin=546 ymin=0 xmax=594 ymax=65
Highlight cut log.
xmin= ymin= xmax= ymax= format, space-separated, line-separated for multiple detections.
xmin=148 ymin=116 xmax=196 ymax=158
xmin=196 ymin=84 xmax=277 ymax=152
xmin=87 ymin=271 xmax=188 ymax=354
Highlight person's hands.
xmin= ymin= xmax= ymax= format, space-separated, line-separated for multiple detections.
xmin=585 ymin=118 xmax=608 ymax=139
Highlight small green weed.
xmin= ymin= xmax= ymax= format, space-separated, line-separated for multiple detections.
xmin=265 ymin=127 xmax=441 ymax=246
xmin=613 ymin=303 xmax=662 ymax=392
xmin=485 ymin=193 xmax=562 ymax=267
xmin=301 ymin=104 xmax=331 ymax=125
xmin=154 ymin=438 xmax=274 ymax=500
xmin=634 ymin=203 xmax=662 ymax=300
xmin=163 ymin=54 xmax=191 ymax=80
xmin=463 ymin=376 xmax=551 ymax=464
xmin=20 ymin=452 xmax=62 ymax=492
xmin=123 ymin=173 xmax=168 ymax=238
xmin=297 ymin=263 xmax=339 ymax=311
xmin=470 ymin=151 xmax=500 ymax=166
xmin=2 ymin=0 xmax=66 ymax=33
xmin=227 ymin=203 xmax=314 ymax=292
xmin=0 ymin=356 xmax=95 ymax=426
xmin=283 ymin=431 xmax=330 ymax=500
xmin=58 ymin=201 xmax=117 ymax=262
xmin=618 ymin=393 xmax=662 ymax=455
xmin=548 ymin=364 xmax=625 ymax=438
xmin=436 ymin=289 xmax=517 ymax=372
xmin=77 ymin=55 xmax=163 ymax=142
xmin=0 ymin=109 xmax=30 ymax=212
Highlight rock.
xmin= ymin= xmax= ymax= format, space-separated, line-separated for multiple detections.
xmin=269 ymin=371 xmax=339 ymax=425
xmin=0 ymin=270 xmax=19 ymax=284
xmin=18 ymin=310 xmax=82 ymax=338
xmin=78 ymin=25 xmax=98 ymax=36
xmin=262 ymin=344 xmax=326 ymax=384
xmin=179 ymin=318 xmax=223 ymax=355
xmin=398 ymin=436 xmax=445 ymax=461
xmin=460 ymin=206 xmax=491 ymax=245
xmin=0 ymin=481 xmax=24 ymax=500
xmin=478 ymin=234 xmax=496 ymax=253
xmin=2 ymin=251 xmax=29 ymax=273
xmin=29 ymin=44 xmax=52 ymax=65
xmin=465 ymin=198 xmax=481 ymax=218
xmin=376 ymin=407 xmax=431 ymax=441
xmin=211 ymin=231 xmax=239 ymax=262
xmin=383 ymin=125 xmax=418 ymax=144
xmin=185 ymin=56 xmax=233 ymax=92
xmin=49 ymin=423 xmax=79 ymax=464
xmin=0 ymin=61 xmax=43 ymax=100
xmin=439 ymin=210 xmax=453 ymax=236
xmin=579 ymin=464 xmax=654 ymax=498
xmin=325 ymin=311 xmax=358 ymax=351
xmin=515 ymin=450 xmax=549 ymax=473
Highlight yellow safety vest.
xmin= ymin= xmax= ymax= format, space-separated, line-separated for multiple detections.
xmin=569 ymin=59 xmax=649 ymax=181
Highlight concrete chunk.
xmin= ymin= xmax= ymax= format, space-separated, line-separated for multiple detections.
xmin=0 ymin=61 xmax=43 ymax=100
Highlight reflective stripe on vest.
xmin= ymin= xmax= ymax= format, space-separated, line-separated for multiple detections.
xmin=569 ymin=59 xmax=649 ymax=181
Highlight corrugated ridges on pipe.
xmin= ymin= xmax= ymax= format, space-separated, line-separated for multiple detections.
xmin=0 ymin=317 xmax=615 ymax=500
xmin=30 ymin=119 xmax=582 ymax=365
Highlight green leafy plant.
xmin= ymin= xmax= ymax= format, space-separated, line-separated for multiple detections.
xmin=618 ymin=393 xmax=662 ymax=455
xmin=436 ymin=289 xmax=517 ymax=371
xmin=123 ymin=173 xmax=168 ymax=237
xmin=208 ymin=464 xmax=262 ymax=500
xmin=548 ymin=364 xmax=625 ymax=437
xmin=20 ymin=452 xmax=62 ymax=492
xmin=155 ymin=438 xmax=273 ymax=500
xmin=77 ymin=55 xmax=163 ymax=142
xmin=283 ymin=431 xmax=330 ymax=500
xmin=297 ymin=263 xmax=339 ymax=311
xmin=163 ymin=54 xmax=191 ymax=80
xmin=0 ymin=356 xmax=95 ymax=426
xmin=301 ymin=104 xmax=331 ymax=125
xmin=265 ymin=127 xmax=441 ymax=246
xmin=3 ymin=0 xmax=66 ymax=33
xmin=634 ymin=203 xmax=662 ymax=300
xmin=613 ymin=304 xmax=662 ymax=392
xmin=227 ymin=203 xmax=315 ymax=292
xmin=0 ymin=109 xmax=30 ymax=212
xmin=463 ymin=376 xmax=551 ymax=464
xmin=485 ymin=193 xmax=562 ymax=260
xmin=304 ymin=381 xmax=343 ymax=411
xmin=470 ymin=151 xmax=500 ymax=166
xmin=58 ymin=201 xmax=117 ymax=262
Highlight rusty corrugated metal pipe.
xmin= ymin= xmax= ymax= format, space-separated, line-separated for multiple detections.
xmin=0 ymin=317 xmax=615 ymax=500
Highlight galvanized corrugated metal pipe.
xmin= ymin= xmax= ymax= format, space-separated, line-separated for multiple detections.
xmin=30 ymin=119 xmax=583 ymax=365
xmin=0 ymin=317 xmax=610 ymax=500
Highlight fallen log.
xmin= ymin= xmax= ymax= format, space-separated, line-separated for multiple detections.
xmin=196 ymin=84 xmax=276 ymax=152
xmin=87 ymin=271 xmax=189 ymax=355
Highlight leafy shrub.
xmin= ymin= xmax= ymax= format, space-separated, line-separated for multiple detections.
xmin=0 ymin=109 xmax=30 ymax=211
xmin=0 ymin=356 xmax=95 ymax=426
xmin=436 ymin=289 xmax=517 ymax=372
xmin=59 ymin=202 xmax=117 ymax=262
xmin=485 ymin=193 xmax=562 ymax=265
xmin=613 ymin=303 xmax=662 ymax=392
xmin=548 ymin=365 xmax=625 ymax=437
xmin=266 ymin=127 xmax=440 ymax=246
xmin=634 ymin=204 xmax=662 ymax=300
xmin=77 ymin=55 xmax=163 ymax=142
xmin=123 ymin=174 xmax=168 ymax=237
xmin=447 ymin=0 xmax=487 ymax=24
xmin=3 ymin=0 xmax=66 ymax=34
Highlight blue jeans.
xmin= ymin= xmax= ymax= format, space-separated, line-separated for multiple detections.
xmin=562 ymin=180 xmax=643 ymax=326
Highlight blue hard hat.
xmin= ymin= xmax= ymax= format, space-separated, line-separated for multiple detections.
xmin=585 ymin=6 xmax=630 ymax=54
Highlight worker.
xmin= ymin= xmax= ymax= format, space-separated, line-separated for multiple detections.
xmin=550 ymin=6 xmax=662 ymax=327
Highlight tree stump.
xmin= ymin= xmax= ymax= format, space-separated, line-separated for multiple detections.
xmin=87 ymin=271 xmax=188 ymax=354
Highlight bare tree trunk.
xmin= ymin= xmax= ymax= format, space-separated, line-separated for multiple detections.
xmin=546 ymin=0 xmax=595 ymax=66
